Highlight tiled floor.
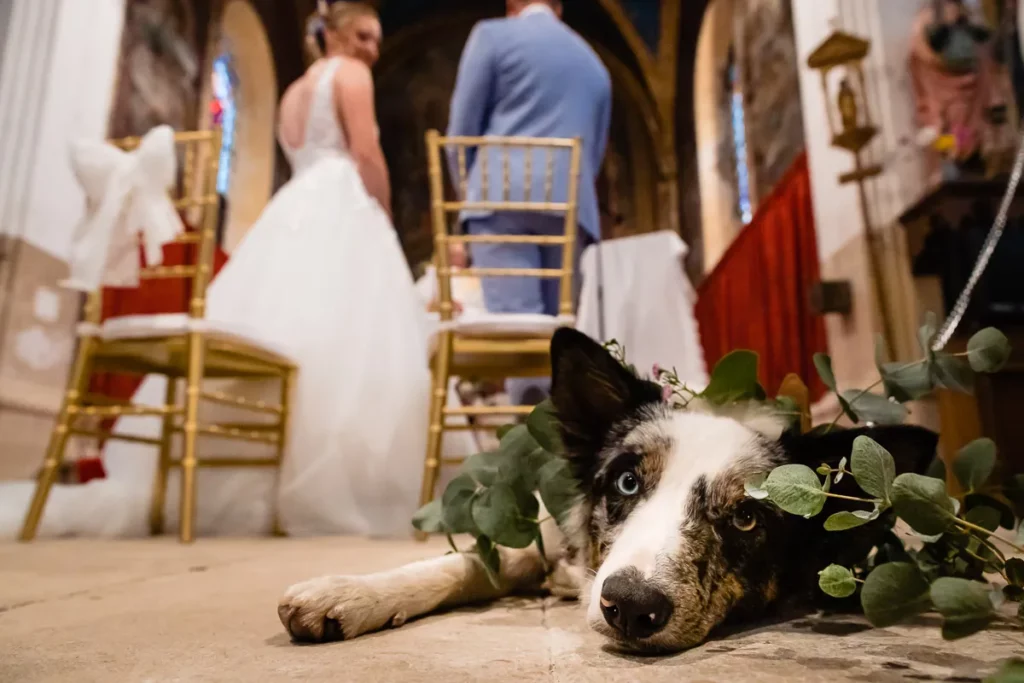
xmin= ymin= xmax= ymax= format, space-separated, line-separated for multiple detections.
xmin=0 ymin=538 xmax=1018 ymax=682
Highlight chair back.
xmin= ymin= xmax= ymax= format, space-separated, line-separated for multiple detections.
xmin=81 ymin=129 xmax=222 ymax=327
xmin=424 ymin=130 xmax=583 ymax=325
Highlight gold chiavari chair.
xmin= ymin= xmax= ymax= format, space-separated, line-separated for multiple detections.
xmin=419 ymin=130 xmax=583 ymax=521
xmin=19 ymin=129 xmax=297 ymax=544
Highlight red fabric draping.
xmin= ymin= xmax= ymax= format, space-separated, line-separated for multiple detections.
xmin=695 ymin=152 xmax=828 ymax=401
xmin=87 ymin=223 xmax=229 ymax=430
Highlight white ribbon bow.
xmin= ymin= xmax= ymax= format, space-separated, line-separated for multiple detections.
xmin=63 ymin=125 xmax=185 ymax=292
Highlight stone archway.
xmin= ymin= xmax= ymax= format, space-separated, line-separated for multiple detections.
xmin=211 ymin=0 xmax=278 ymax=253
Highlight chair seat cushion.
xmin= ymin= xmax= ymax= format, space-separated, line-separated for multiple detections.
xmin=427 ymin=311 xmax=574 ymax=338
xmin=93 ymin=313 xmax=295 ymax=362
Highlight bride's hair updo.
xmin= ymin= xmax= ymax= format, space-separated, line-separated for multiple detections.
xmin=305 ymin=1 xmax=380 ymax=64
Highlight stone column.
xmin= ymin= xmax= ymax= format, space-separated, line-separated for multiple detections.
xmin=0 ymin=0 xmax=124 ymax=480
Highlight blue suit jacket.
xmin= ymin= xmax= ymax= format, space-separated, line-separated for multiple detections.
xmin=445 ymin=11 xmax=612 ymax=241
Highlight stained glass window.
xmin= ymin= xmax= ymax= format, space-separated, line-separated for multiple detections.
xmin=729 ymin=64 xmax=753 ymax=225
xmin=211 ymin=53 xmax=238 ymax=196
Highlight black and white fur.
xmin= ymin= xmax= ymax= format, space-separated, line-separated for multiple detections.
xmin=279 ymin=328 xmax=938 ymax=653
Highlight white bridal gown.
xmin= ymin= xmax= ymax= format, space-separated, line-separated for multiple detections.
xmin=0 ymin=57 xmax=433 ymax=538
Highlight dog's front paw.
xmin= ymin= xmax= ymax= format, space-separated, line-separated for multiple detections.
xmin=278 ymin=575 xmax=402 ymax=644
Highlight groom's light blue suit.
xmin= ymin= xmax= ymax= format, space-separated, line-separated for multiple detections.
xmin=446 ymin=5 xmax=612 ymax=327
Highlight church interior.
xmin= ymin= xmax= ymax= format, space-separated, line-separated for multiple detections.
xmin=3 ymin=0 xmax=1024 ymax=680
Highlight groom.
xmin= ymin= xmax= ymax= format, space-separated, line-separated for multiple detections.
xmin=446 ymin=0 xmax=612 ymax=405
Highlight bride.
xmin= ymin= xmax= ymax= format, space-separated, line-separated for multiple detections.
xmin=0 ymin=1 xmax=433 ymax=539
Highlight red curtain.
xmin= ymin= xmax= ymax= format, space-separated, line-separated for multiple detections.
xmin=695 ymin=153 xmax=828 ymax=401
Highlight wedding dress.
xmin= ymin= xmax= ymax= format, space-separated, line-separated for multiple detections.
xmin=0 ymin=57 xmax=435 ymax=539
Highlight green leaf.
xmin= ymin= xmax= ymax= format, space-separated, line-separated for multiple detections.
xmin=744 ymin=473 xmax=770 ymax=500
xmin=814 ymin=354 xmax=859 ymax=422
xmin=411 ymin=499 xmax=447 ymax=534
xmin=536 ymin=457 xmax=579 ymax=527
xmin=824 ymin=508 xmax=879 ymax=531
xmin=764 ymin=464 xmax=828 ymax=518
xmin=930 ymin=577 xmax=995 ymax=640
xmin=933 ymin=353 xmax=975 ymax=393
xmin=441 ymin=473 xmax=481 ymax=534
xmin=967 ymin=328 xmax=1011 ymax=373
xmin=964 ymin=505 xmax=1001 ymax=534
xmin=1006 ymin=558 xmax=1024 ymax=587
xmin=875 ymin=335 xmax=929 ymax=402
xmin=984 ymin=658 xmax=1024 ymax=683
xmin=953 ymin=438 xmax=997 ymax=493
xmin=964 ymin=493 xmax=1015 ymax=529
xmin=475 ymin=536 xmax=501 ymax=588
xmin=919 ymin=313 xmax=938 ymax=358
xmin=818 ymin=564 xmax=858 ymax=598
xmin=884 ymin=362 xmax=934 ymax=402
xmin=526 ymin=399 xmax=563 ymax=454
xmin=841 ymin=390 xmax=908 ymax=425
xmin=891 ymin=473 xmax=957 ymax=536
xmin=496 ymin=424 xmax=515 ymax=440
xmin=471 ymin=482 xmax=539 ymax=549
xmin=860 ymin=562 xmax=932 ymax=628
xmin=925 ymin=457 xmax=947 ymax=482
xmin=499 ymin=424 xmax=542 ymax=460
xmin=851 ymin=436 xmax=897 ymax=502
xmin=459 ymin=451 xmax=505 ymax=488
xmin=814 ymin=353 xmax=838 ymax=390
xmin=702 ymin=350 xmax=761 ymax=404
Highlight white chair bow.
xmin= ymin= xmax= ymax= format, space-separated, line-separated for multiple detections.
xmin=63 ymin=125 xmax=185 ymax=292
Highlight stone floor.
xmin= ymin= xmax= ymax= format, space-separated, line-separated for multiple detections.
xmin=0 ymin=537 xmax=1019 ymax=682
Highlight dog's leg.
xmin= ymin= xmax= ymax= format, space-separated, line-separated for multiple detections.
xmin=278 ymin=544 xmax=546 ymax=643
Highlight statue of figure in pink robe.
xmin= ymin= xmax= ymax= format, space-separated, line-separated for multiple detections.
xmin=910 ymin=0 xmax=1006 ymax=176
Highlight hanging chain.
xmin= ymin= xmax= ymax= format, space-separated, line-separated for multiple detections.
xmin=931 ymin=130 xmax=1024 ymax=352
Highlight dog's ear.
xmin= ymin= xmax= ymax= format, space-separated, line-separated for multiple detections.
xmin=780 ymin=424 xmax=939 ymax=479
xmin=550 ymin=328 xmax=662 ymax=456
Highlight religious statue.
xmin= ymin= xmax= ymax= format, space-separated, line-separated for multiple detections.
xmin=837 ymin=78 xmax=859 ymax=132
xmin=909 ymin=0 xmax=1010 ymax=179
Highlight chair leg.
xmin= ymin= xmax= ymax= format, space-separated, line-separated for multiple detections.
xmin=19 ymin=336 xmax=96 ymax=541
xmin=149 ymin=376 xmax=178 ymax=536
xmin=271 ymin=366 xmax=295 ymax=538
xmin=418 ymin=332 xmax=453 ymax=541
xmin=178 ymin=332 xmax=205 ymax=543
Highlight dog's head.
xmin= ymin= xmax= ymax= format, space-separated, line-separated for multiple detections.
xmin=549 ymin=328 xmax=937 ymax=653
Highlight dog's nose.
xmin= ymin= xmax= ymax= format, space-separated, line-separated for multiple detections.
xmin=599 ymin=571 xmax=672 ymax=639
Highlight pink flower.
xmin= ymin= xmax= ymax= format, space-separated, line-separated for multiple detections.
xmin=661 ymin=384 xmax=673 ymax=403
xmin=652 ymin=363 xmax=661 ymax=377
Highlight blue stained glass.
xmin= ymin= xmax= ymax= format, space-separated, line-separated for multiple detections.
xmin=212 ymin=54 xmax=237 ymax=196
xmin=729 ymin=65 xmax=753 ymax=224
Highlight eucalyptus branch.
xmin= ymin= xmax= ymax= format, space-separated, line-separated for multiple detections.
xmin=956 ymin=519 xmax=1024 ymax=555
xmin=826 ymin=377 xmax=885 ymax=433
xmin=823 ymin=492 xmax=882 ymax=504
xmin=961 ymin=544 xmax=1009 ymax=582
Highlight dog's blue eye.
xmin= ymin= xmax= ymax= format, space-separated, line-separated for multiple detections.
xmin=615 ymin=471 xmax=640 ymax=496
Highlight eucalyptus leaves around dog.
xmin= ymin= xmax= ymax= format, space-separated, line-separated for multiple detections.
xmin=412 ymin=313 xmax=1024 ymax=675
xmin=744 ymin=315 xmax=1024 ymax=651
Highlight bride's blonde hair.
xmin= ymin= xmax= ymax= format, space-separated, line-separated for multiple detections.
xmin=305 ymin=1 xmax=379 ymax=64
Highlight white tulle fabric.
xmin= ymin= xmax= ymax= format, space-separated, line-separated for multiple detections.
xmin=0 ymin=58 xmax=451 ymax=539
xmin=64 ymin=125 xmax=183 ymax=292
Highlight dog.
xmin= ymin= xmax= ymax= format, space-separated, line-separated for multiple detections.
xmin=278 ymin=327 xmax=938 ymax=653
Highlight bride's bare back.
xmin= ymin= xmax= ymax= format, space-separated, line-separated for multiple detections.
xmin=277 ymin=56 xmax=391 ymax=215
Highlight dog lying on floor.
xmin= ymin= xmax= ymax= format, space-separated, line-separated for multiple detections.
xmin=278 ymin=328 xmax=938 ymax=653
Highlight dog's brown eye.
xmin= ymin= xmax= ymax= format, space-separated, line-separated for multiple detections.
xmin=614 ymin=471 xmax=641 ymax=497
xmin=732 ymin=508 xmax=757 ymax=532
